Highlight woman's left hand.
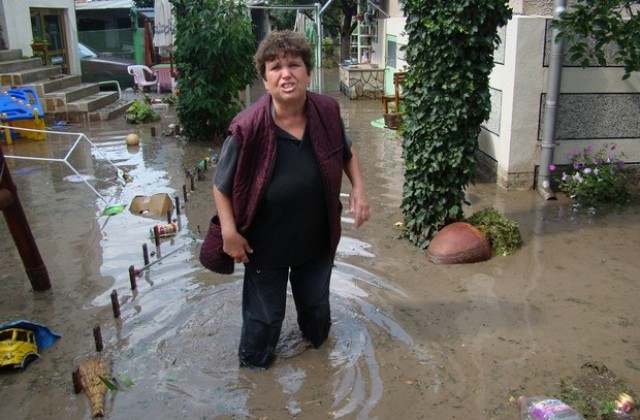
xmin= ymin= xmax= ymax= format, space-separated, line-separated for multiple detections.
xmin=349 ymin=186 xmax=371 ymax=228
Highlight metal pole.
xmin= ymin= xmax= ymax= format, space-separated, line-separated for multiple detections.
xmin=0 ymin=147 xmax=51 ymax=291
xmin=538 ymin=0 xmax=567 ymax=200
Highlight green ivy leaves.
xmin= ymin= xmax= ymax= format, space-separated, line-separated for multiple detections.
xmin=399 ymin=0 xmax=512 ymax=248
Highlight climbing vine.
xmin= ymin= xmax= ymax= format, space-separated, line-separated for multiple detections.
xmin=172 ymin=0 xmax=256 ymax=142
xmin=399 ymin=0 xmax=512 ymax=248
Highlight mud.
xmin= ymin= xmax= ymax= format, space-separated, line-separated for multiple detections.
xmin=1 ymin=69 xmax=639 ymax=419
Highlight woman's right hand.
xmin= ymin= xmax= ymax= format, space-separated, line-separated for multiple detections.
xmin=222 ymin=231 xmax=253 ymax=264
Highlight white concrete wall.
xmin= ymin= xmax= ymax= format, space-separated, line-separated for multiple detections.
xmin=482 ymin=16 xmax=548 ymax=188
xmin=486 ymin=12 xmax=640 ymax=189
xmin=0 ymin=0 xmax=80 ymax=75
xmin=381 ymin=0 xmax=640 ymax=190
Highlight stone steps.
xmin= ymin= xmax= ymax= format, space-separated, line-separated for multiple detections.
xmin=0 ymin=48 xmax=124 ymax=124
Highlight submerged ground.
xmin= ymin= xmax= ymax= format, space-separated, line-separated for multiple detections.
xmin=1 ymin=70 xmax=639 ymax=419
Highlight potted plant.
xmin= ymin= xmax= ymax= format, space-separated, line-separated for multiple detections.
xmin=31 ymin=36 xmax=49 ymax=52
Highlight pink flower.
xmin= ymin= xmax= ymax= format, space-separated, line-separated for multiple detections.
xmin=549 ymin=164 xmax=556 ymax=171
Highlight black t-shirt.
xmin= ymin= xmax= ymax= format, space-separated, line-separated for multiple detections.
xmin=214 ymin=115 xmax=353 ymax=268
xmin=242 ymin=126 xmax=329 ymax=267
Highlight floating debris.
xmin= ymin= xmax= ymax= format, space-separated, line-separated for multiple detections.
xmin=77 ymin=355 xmax=112 ymax=418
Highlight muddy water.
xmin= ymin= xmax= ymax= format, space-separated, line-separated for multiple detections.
xmin=1 ymin=70 xmax=639 ymax=419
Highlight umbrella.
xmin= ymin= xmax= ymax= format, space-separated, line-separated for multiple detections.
xmin=153 ymin=0 xmax=176 ymax=76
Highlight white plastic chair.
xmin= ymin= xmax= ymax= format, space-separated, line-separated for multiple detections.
xmin=127 ymin=65 xmax=158 ymax=93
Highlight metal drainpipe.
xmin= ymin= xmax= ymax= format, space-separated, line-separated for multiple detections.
xmin=538 ymin=0 xmax=567 ymax=200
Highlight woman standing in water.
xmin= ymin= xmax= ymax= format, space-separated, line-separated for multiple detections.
xmin=212 ymin=30 xmax=370 ymax=369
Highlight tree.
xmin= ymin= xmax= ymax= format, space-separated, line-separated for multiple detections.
xmin=552 ymin=0 xmax=640 ymax=80
xmin=280 ymin=0 xmax=360 ymax=61
xmin=171 ymin=0 xmax=256 ymax=142
xmin=399 ymin=0 xmax=511 ymax=248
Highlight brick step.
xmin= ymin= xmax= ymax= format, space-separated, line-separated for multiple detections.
xmin=24 ymin=75 xmax=83 ymax=97
xmin=1 ymin=65 xmax=62 ymax=85
xmin=0 ymin=58 xmax=42 ymax=74
xmin=66 ymin=91 xmax=119 ymax=113
xmin=44 ymin=83 xmax=100 ymax=113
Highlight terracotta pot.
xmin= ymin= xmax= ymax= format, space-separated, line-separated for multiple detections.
xmin=426 ymin=222 xmax=492 ymax=264
xmin=31 ymin=43 xmax=46 ymax=52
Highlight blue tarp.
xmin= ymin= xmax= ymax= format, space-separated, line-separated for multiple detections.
xmin=0 ymin=320 xmax=61 ymax=350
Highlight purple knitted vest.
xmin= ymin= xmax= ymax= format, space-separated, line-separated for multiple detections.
xmin=228 ymin=92 xmax=345 ymax=256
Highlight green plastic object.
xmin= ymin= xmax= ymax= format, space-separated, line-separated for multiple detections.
xmin=103 ymin=204 xmax=126 ymax=216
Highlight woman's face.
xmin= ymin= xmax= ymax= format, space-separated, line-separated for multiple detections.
xmin=263 ymin=52 xmax=310 ymax=105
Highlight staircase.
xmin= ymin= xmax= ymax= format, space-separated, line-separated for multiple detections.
xmin=0 ymin=49 xmax=133 ymax=124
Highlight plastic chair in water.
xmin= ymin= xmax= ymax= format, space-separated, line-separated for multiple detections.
xmin=153 ymin=67 xmax=175 ymax=93
xmin=127 ymin=65 xmax=158 ymax=93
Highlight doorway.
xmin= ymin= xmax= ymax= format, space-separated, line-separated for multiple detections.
xmin=30 ymin=8 xmax=69 ymax=73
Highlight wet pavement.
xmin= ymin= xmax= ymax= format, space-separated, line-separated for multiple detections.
xmin=1 ymin=69 xmax=639 ymax=419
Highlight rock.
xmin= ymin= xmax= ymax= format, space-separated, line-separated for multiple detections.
xmin=426 ymin=222 xmax=492 ymax=264
xmin=125 ymin=133 xmax=140 ymax=146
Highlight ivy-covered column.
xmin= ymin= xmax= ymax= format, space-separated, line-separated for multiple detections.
xmin=399 ymin=0 xmax=512 ymax=248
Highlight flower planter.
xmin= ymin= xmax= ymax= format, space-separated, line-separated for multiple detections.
xmin=31 ymin=43 xmax=47 ymax=52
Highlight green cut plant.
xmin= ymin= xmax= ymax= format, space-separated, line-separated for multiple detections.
xmin=171 ymin=0 xmax=256 ymax=142
xmin=550 ymin=143 xmax=629 ymax=206
xmin=162 ymin=93 xmax=178 ymax=105
xmin=466 ymin=207 xmax=522 ymax=256
xmin=399 ymin=0 xmax=512 ymax=248
xmin=125 ymin=99 xmax=160 ymax=124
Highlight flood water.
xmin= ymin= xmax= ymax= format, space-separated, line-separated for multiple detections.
xmin=1 ymin=69 xmax=639 ymax=419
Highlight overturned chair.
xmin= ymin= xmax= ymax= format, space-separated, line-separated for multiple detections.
xmin=381 ymin=71 xmax=408 ymax=129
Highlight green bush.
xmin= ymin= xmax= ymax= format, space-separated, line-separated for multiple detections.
xmin=172 ymin=0 xmax=256 ymax=142
xmin=125 ymin=99 xmax=160 ymax=124
xmin=467 ymin=207 xmax=522 ymax=256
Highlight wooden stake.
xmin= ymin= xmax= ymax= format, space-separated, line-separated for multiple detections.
xmin=142 ymin=243 xmax=150 ymax=266
xmin=129 ymin=265 xmax=137 ymax=290
xmin=93 ymin=324 xmax=103 ymax=352
xmin=72 ymin=367 xmax=83 ymax=393
xmin=110 ymin=290 xmax=120 ymax=318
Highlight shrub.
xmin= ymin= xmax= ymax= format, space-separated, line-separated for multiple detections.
xmin=550 ymin=143 xmax=629 ymax=206
xmin=467 ymin=207 xmax=522 ymax=256
xmin=125 ymin=99 xmax=160 ymax=124
xmin=172 ymin=0 xmax=255 ymax=142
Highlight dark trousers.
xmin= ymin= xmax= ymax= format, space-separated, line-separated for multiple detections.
xmin=238 ymin=251 xmax=333 ymax=369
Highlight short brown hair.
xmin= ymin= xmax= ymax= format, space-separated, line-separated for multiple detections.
xmin=254 ymin=30 xmax=314 ymax=80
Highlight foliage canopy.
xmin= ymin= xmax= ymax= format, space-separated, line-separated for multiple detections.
xmin=172 ymin=0 xmax=256 ymax=142
xmin=552 ymin=0 xmax=640 ymax=80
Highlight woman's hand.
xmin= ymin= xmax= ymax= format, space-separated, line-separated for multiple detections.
xmin=222 ymin=231 xmax=253 ymax=264
xmin=349 ymin=185 xmax=371 ymax=228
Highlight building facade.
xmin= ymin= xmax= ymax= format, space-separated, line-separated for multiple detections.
xmin=374 ymin=0 xmax=640 ymax=189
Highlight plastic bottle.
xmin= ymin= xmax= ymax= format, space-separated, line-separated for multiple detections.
xmin=518 ymin=396 xmax=585 ymax=420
